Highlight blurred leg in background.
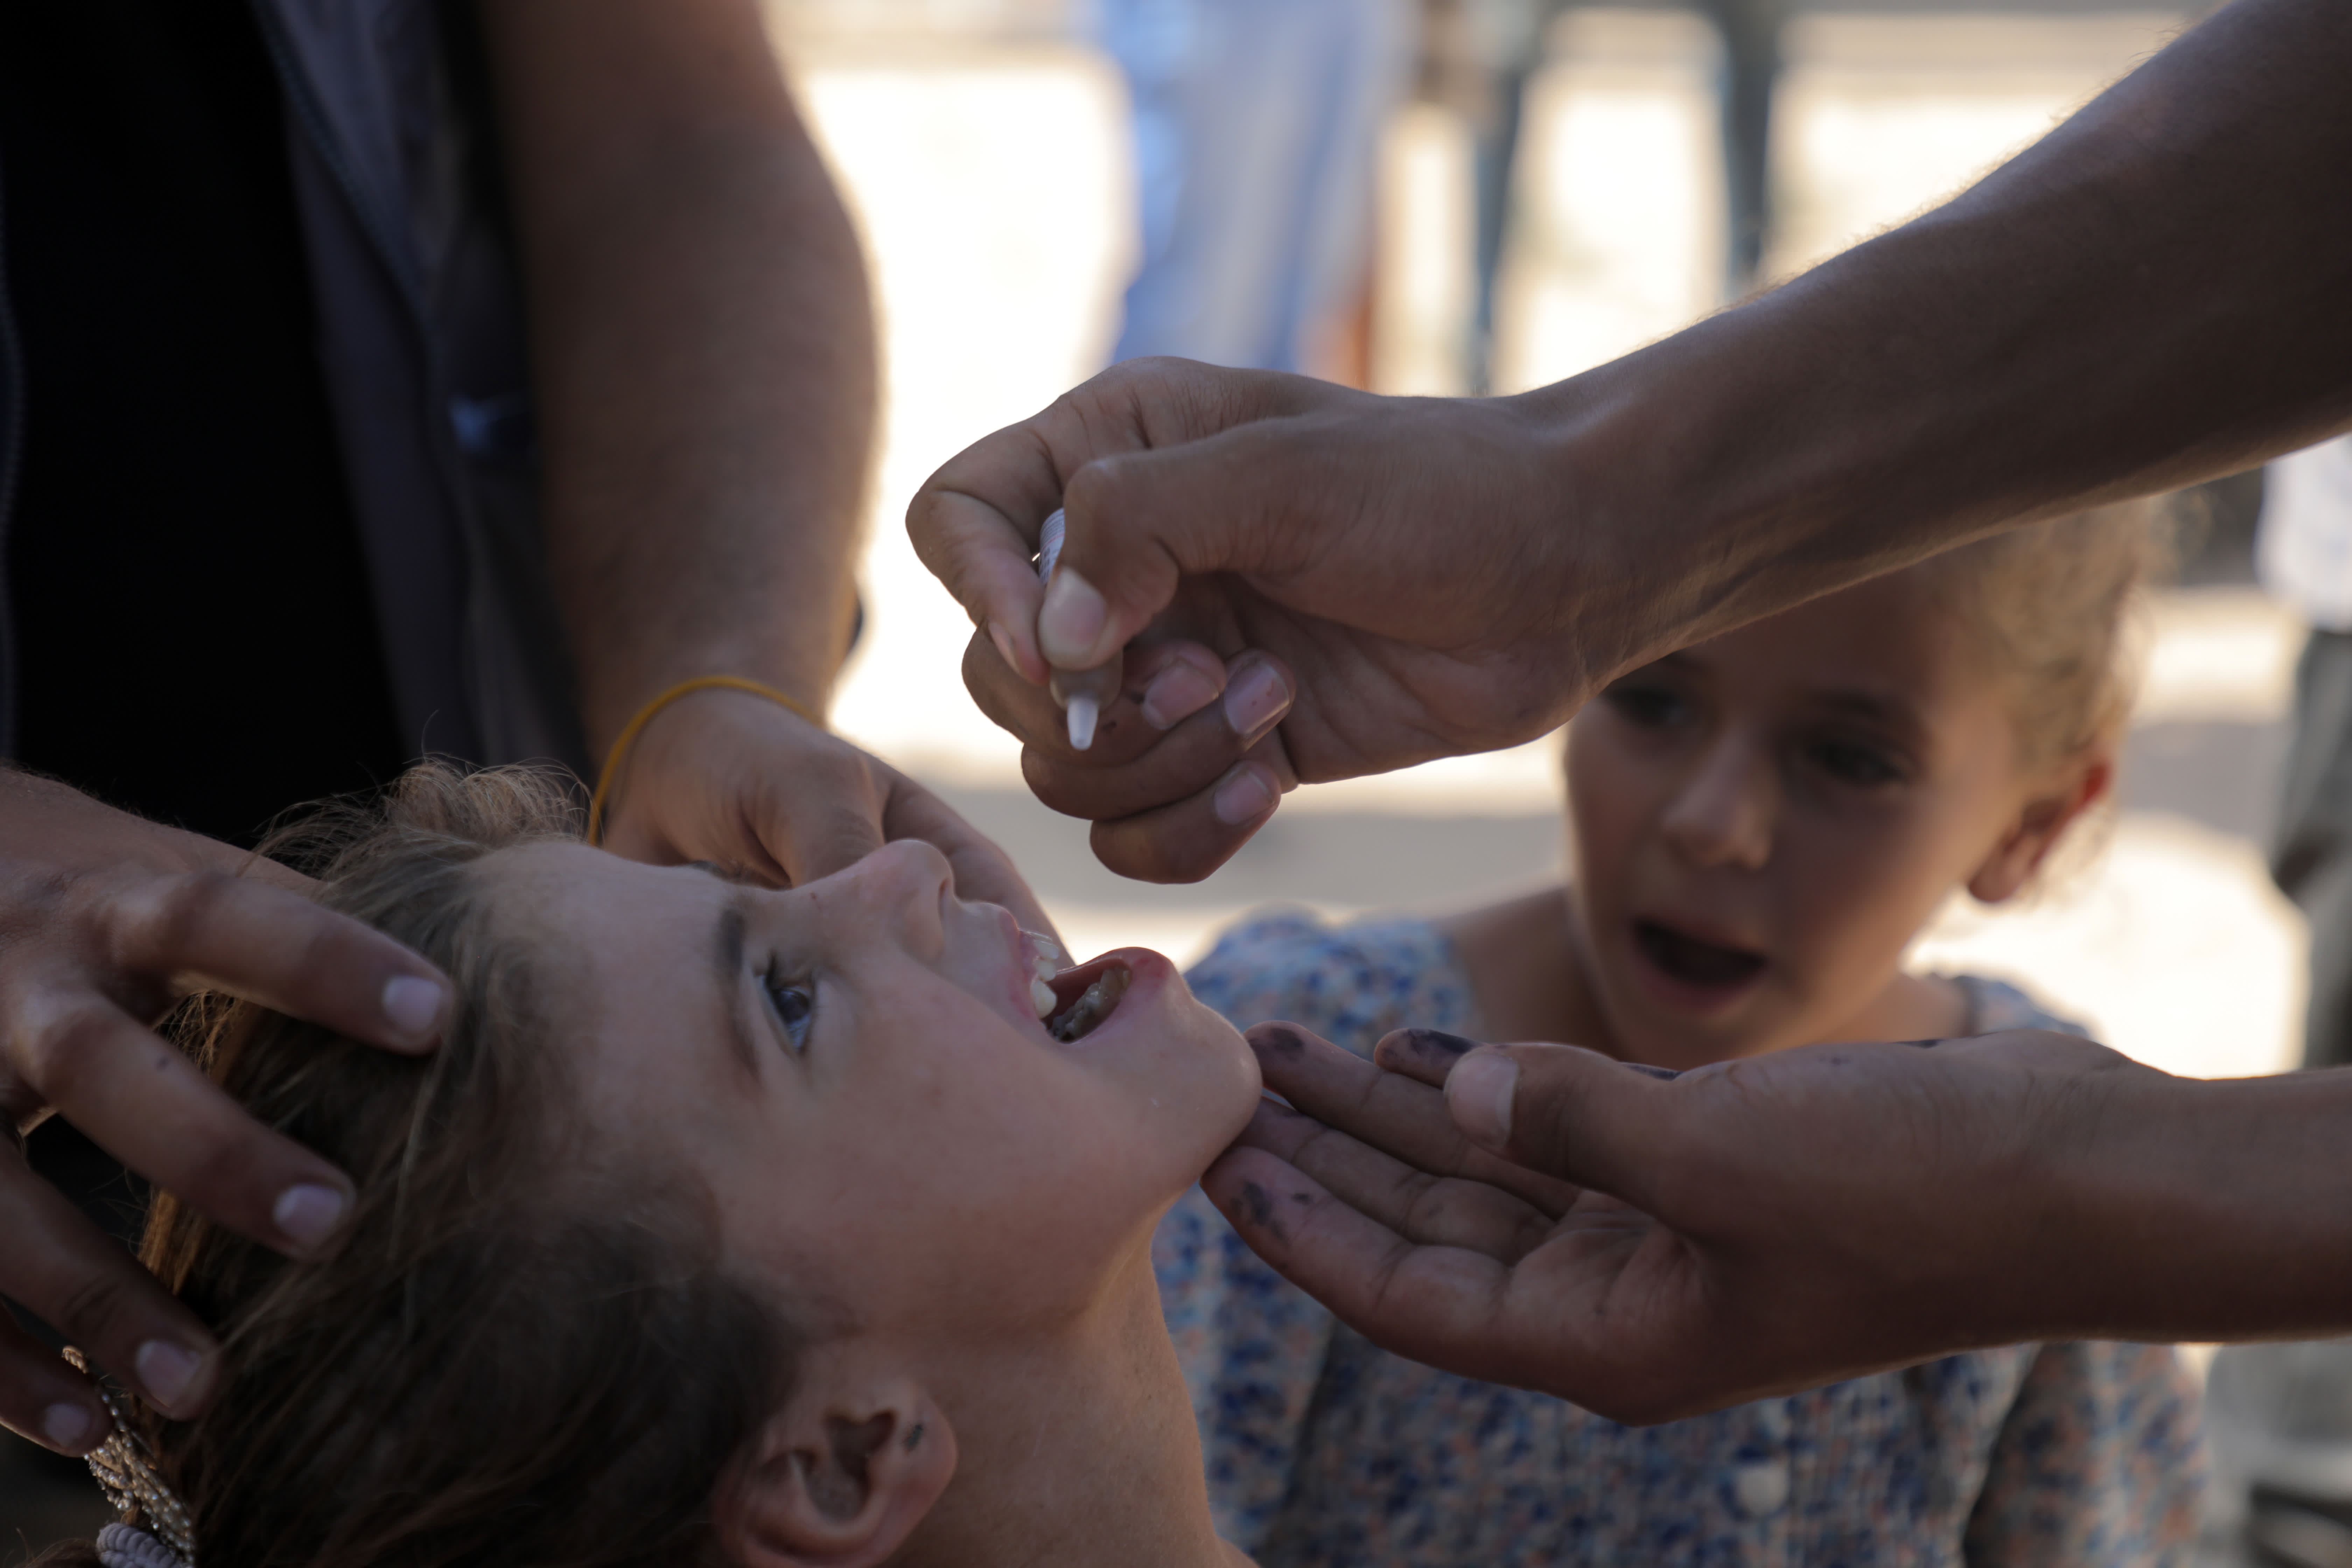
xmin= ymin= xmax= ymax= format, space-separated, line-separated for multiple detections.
xmin=1096 ymin=0 xmax=1413 ymax=380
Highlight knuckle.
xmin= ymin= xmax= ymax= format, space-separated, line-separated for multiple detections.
xmin=14 ymin=1000 xmax=125 ymax=1102
xmin=110 ymin=870 xmax=237 ymax=972
xmin=53 ymin=1268 xmax=144 ymax=1350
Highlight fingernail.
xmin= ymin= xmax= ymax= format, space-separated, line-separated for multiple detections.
xmin=1222 ymin=659 xmax=1292 ymax=744
xmin=41 ymin=1401 xmax=93 ymax=1452
xmin=273 ymin=1183 xmax=349 ymax=1251
xmin=1140 ymin=659 xmax=1220 ymax=731
xmin=1211 ymin=763 xmax=1278 ymax=827
xmin=987 ymin=620 xmax=1020 ymax=673
xmin=381 ymin=974 xmax=448 ymax=1040
xmin=134 ymin=1340 xmax=205 ymax=1415
xmin=1448 ymin=1050 xmax=1519 ymax=1150
xmin=1038 ymin=567 xmax=1108 ymax=667
xmin=1403 ymin=1028 xmax=1481 ymax=1061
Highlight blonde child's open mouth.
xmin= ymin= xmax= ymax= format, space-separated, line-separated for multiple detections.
xmin=1633 ymin=919 xmax=1766 ymax=992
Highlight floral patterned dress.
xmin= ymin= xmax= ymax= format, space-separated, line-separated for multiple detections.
xmin=1158 ymin=910 xmax=2208 ymax=1568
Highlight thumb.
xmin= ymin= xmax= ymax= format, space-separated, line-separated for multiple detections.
xmin=1445 ymin=1044 xmax=1676 ymax=1211
xmin=1041 ymin=418 xmax=1348 ymax=670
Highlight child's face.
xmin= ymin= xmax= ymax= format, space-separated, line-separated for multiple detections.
xmin=1566 ymin=567 xmax=2090 ymax=1068
xmin=486 ymin=839 xmax=1260 ymax=1342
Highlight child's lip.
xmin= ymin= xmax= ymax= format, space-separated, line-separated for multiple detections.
xmin=1624 ymin=916 xmax=1769 ymax=1009
xmin=1632 ymin=909 xmax=1765 ymax=956
xmin=1036 ymin=948 xmax=1174 ymax=1048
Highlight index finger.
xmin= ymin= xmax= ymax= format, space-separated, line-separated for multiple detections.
xmin=909 ymin=427 xmax=1062 ymax=686
xmin=1249 ymin=1024 xmax=1582 ymax=1212
xmin=117 ymin=869 xmax=450 ymax=1050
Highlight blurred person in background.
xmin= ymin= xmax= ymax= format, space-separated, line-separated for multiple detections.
xmin=0 ymin=0 xmax=1032 ymax=1502
xmin=2198 ymin=435 xmax=2352 ymax=1568
xmin=1096 ymin=0 xmax=1413 ymax=383
xmin=2259 ymin=435 xmax=2352 ymax=1071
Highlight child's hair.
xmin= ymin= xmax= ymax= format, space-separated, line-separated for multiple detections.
xmin=37 ymin=763 xmax=797 ymax=1568
xmin=1913 ymin=500 xmax=2170 ymax=769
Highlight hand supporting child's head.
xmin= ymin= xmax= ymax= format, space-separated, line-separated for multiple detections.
xmin=115 ymin=763 xmax=1258 ymax=1568
xmin=1562 ymin=505 xmax=2159 ymax=1070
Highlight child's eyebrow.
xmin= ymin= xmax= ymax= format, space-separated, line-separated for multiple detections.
xmin=711 ymin=897 xmax=762 ymax=1081
xmin=1810 ymin=687 xmax=1927 ymax=740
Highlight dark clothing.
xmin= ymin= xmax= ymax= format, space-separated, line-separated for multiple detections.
xmin=0 ymin=0 xmax=591 ymax=832
xmin=0 ymin=0 xmax=407 ymax=846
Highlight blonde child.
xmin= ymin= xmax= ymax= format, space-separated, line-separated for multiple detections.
xmin=1157 ymin=505 xmax=2208 ymax=1565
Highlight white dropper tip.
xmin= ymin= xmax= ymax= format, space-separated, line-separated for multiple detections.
xmin=1066 ymin=692 xmax=1099 ymax=751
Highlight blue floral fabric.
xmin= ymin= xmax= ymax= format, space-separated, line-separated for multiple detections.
xmin=1158 ymin=910 xmax=2207 ymax=1567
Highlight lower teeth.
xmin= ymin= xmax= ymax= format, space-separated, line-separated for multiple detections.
xmin=1049 ymin=967 xmax=1130 ymax=1042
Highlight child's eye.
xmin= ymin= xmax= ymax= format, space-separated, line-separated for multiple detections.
xmin=1806 ymin=736 xmax=1905 ymax=787
xmin=1603 ymin=682 xmax=1688 ymax=729
xmin=761 ymin=967 xmax=816 ymax=1054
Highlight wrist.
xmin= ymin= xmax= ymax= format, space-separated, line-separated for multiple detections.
xmin=2035 ymin=1065 xmax=2352 ymax=1340
xmin=578 ymin=636 xmax=842 ymax=761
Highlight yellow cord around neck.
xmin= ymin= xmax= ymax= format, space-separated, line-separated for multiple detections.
xmin=587 ymin=676 xmax=822 ymax=846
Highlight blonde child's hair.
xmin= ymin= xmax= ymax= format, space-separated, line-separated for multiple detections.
xmin=1914 ymin=500 xmax=2170 ymax=770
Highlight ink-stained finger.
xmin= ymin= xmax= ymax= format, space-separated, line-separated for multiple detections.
xmin=1231 ymin=1098 xmax=1557 ymax=1261
xmin=1253 ymin=1024 xmax=1582 ymax=1215
xmin=1371 ymin=1027 xmax=1490 ymax=1089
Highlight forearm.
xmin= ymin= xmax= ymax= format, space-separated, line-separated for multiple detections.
xmin=483 ymin=0 xmax=877 ymax=754
xmin=2020 ymin=1066 xmax=2352 ymax=1343
xmin=1538 ymin=0 xmax=2352 ymax=679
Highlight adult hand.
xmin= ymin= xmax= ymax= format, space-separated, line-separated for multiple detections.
xmin=594 ymin=685 xmax=1057 ymax=938
xmin=912 ymin=358 xmax=1611 ymax=881
xmin=913 ymin=0 xmax=2352 ymax=884
xmin=0 ymin=769 xmax=452 ymax=1453
xmin=1203 ymin=1022 xmax=2352 ymax=1423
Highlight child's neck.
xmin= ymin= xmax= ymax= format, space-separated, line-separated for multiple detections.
xmin=892 ymin=1253 xmax=1247 ymax=1568
xmin=1442 ymin=885 xmax=1968 ymax=1063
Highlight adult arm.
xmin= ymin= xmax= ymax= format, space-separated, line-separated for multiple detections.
xmin=0 ymin=769 xmax=451 ymax=1450
xmin=482 ymin=0 xmax=1039 ymax=915
xmin=912 ymin=0 xmax=2352 ymax=880
xmin=1202 ymin=1023 xmax=2352 ymax=1422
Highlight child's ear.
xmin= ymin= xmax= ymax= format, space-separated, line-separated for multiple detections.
xmin=1966 ymin=751 xmax=2114 ymax=904
xmin=716 ymin=1370 xmax=956 ymax=1568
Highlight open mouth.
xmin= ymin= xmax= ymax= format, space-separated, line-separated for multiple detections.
xmin=1633 ymin=920 xmax=1766 ymax=990
xmin=1037 ymin=957 xmax=1132 ymax=1043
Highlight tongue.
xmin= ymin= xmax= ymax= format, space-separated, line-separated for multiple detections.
xmin=1049 ymin=965 xmax=1130 ymax=1043
xmin=1639 ymin=924 xmax=1765 ymax=987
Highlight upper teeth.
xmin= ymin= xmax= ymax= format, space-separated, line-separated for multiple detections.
xmin=1030 ymin=975 xmax=1058 ymax=1017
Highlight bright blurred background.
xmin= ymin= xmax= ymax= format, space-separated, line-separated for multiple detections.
xmin=6 ymin=2 xmax=2319 ymax=1558
xmin=768 ymin=0 xmax=2302 ymax=1084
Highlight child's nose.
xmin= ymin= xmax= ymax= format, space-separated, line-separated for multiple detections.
xmin=1658 ymin=740 xmax=1775 ymax=871
xmin=844 ymin=839 xmax=954 ymax=937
